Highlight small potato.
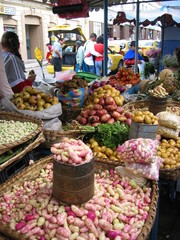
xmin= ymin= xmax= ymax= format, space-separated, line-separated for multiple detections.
xmin=133 ymin=115 xmax=144 ymax=123
xmin=144 ymin=115 xmax=152 ymax=124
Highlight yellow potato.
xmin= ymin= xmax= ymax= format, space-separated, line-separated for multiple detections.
xmin=105 ymin=148 xmax=113 ymax=157
xmin=144 ymin=115 xmax=152 ymax=124
xmin=133 ymin=115 xmax=145 ymax=123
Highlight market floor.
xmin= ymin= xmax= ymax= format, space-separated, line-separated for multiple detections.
xmin=157 ymin=180 xmax=180 ymax=240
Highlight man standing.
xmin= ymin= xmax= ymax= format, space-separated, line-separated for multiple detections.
xmin=52 ymin=38 xmax=64 ymax=77
xmin=84 ymin=33 xmax=102 ymax=74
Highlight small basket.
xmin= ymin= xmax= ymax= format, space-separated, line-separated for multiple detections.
xmin=0 ymin=155 xmax=158 ymax=240
xmin=43 ymin=129 xmax=87 ymax=148
xmin=0 ymin=132 xmax=45 ymax=172
xmin=123 ymin=99 xmax=180 ymax=115
xmin=160 ymin=167 xmax=180 ymax=181
xmin=0 ymin=111 xmax=43 ymax=154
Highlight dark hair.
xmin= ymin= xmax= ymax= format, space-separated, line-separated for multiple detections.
xmin=130 ymin=41 xmax=136 ymax=47
xmin=96 ymin=35 xmax=104 ymax=44
xmin=90 ymin=33 xmax=97 ymax=39
xmin=1 ymin=31 xmax=22 ymax=61
xmin=75 ymin=40 xmax=82 ymax=47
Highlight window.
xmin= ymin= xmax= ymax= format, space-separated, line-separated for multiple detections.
xmin=94 ymin=22 xmax=101 ymax=36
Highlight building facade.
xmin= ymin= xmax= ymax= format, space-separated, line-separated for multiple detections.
xmin=0 ymin=0 xmax=161 ymax=61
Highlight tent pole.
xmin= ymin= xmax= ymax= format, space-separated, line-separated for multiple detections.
xmin=103 ymin=0 xmax=108 ymax=76
xmin=135 ymin=0 xmax=140 ymax=73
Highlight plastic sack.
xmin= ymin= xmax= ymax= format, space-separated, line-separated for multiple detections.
xmin=157 ymin=125 xmax=179 ymax=139
xmin=157 ymin=111 xmax=180 ymax=130
xmin=117 ymin=138 xmax=159 ymax=164
xmin=55 ymin=70 xmax=76 ymax=81
xmin=115 ymin=166 xmax=147 ymax=187
xmin=57 ymin=87 xmax=88 ymax=108
xmin=125 ymin=156 xmax=164 ymax=181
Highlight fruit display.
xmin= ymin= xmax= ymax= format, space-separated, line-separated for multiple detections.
xmin=56 ymin=75 xmax=88 ymax=94
xmin=132 ymin=111 xmax=158 ymax=125
xmin=157 ymin=138 xmax=180 ymax=169
xmin=86 ymin=138 xmax=122 ymax=162
xmin=148 ymin=84 xmax=168 ymax=98
xmin=0 ymin=159 xmax=154 ymax=240
xmin=11 ymin=86 xmax=59 ymax=111
xmin=108 ymin=67 xmax=141 ymax=87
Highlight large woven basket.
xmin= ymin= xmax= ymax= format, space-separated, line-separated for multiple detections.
xmin=43 ymin=129 xmax=88 ymax=148
xmin=123 ymin=100 xmax=180 ymax=115
xmin=160 ymin=166 xmax=180 ymax=181
xmin=0 ymin=155 xmax=158 ymax=240
xmin=0 ymin=111 xmax=43 ymax=155
xmin=59 ymin=105 xmax=83 ymax=124
xmin=0 ymin=132 xmax=45 ymax=172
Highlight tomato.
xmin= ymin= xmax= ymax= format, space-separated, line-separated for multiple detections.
xmin=136 ymin=73 xmax=140 ymax=78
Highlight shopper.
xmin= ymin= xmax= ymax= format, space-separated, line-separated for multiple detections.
xmin=52 ymin=38 xmax=64 ymax=77
xmin=94 ymin=35 xmax=104 ymax=76
xmin=46 ymin=43 xmax=52 ymax=63
xmin=124 ymin=41 xmax=145 ymax=79
xmin=0 ymin=43 xmax=13 ymax=98
xmin=1 ymin=31 xmax=36 ymax=93
xmin=83 ymin=33 xmax=102 ymax=74
xmin=75 ymin=40 xmax=85 ymax=72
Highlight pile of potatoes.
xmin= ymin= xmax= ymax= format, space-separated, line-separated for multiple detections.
xmin=132 ymin=110 xmax=158 ymax=125
xmin=85 ymin=84 xmax=124 ymax=107
xmin=157 ymin=138 xmax=180 ymax=170
xmin=86 ymin=138 xmax=123 ymax=162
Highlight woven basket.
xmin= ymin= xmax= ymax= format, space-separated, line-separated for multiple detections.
xmin=59 ymin=105 xmax=82 ymax=124
xmin=123 ymin=100 xmax=180 ymax=115
xmin=0 ymin=156 xmax=158 ymax=240
xmin=0 ymin=132 xmax=45 ymax=172
xmin=160 ymin=166 xmax=180 ymax=181
xmin=0 ymin=111 xmax=43 ymax=155
xmin=43 ymin=129 xmax=87 ymax=148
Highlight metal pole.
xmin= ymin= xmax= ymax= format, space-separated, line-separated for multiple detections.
xmin=103 ymin=0 xmax=108 ymax=76
xmin=135 ymin=0 xmax=140 ymax=73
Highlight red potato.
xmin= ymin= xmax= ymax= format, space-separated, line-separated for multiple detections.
xmin=104 ymin=104 xmax=117 ymax=112
xmin=88 ymin=110 xmax=97 ymax=116
xmin=88 ymin=116 xmax=100 ymax=124
xmin=96 ymin=110 xmax=105 ymax=117
xmin=80 ymin=110 xmax=89 ymax=119
xmin=100 ymin=114 xmax=111 ymax=123
xmin=105 ymin=97 xmax=116 ymax=105
xmin=93 ymin=104 xmax=103 ymax=110
xmin=116 ymin=106 xmax=124 ymax=114
xmin=107 ymin=118 xmax=115 ymax=124
xmin=125 ymin=112 xmax=132 ymax=119
xmin=77 ymin=116 xmax=87 ymax=125
xmin=98 ymin=98 xmax=105 ymax=105
xmin=111 ymin=111 xmax=121 ymax=119
xmin=125 ymin=118 xmax=132 ymax=127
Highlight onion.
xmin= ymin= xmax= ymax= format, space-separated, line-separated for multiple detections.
xmin=87 ymin=211 xmax=96 ymax=221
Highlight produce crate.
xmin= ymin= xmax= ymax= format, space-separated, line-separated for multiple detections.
xmin=0 ymin=156 xmax=158 ymax=240
xmin=0 ymin=111 xmax=43 ymax=155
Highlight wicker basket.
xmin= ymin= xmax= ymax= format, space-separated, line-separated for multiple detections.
xmin=123 ymin=100 xmax=180 ymax=115
xmin=0 ymin=132 xmax=45 ymax=172
xmin=0 ymin=156 xmax=158 ymax=240
xmin=43 ymin=129 xmax=87 ymax=148
xmin=59 ymin=105 xmax=82 ymax=124
xmin=0 ymin=111 xmax=43 ymax=155
xmin=160 ymin=167 xmax=180 ymax=181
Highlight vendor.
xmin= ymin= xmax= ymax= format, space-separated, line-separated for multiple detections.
xmin=1 ymin=31 xmax=36 ymax=93
xmin=0 ymin=44 xmax=13 ymax=99
xmin=124 ymin=41 xmax=145 ymax=80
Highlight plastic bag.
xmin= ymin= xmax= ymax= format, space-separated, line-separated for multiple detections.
xmin=157 ymin=111 xmax=180 ymax=130
xmin=117 ymin=138 xmax=159 ymax=164
xmin=125 ymin=156 xmax=164 ymax=181
xmin=55 ymin=70 xmax=76 ymax=81
xmin=157 ymin=125 xmax=179 ymax=139
xmin=57 ymin=87 xmax=88 ymax=108
xmin=115 ymin=166 xmax=147 ymax=187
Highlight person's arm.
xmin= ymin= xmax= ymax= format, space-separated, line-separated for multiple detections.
xmin=89 ymin=42 xmax=102 ymax=57
xmin=0 ymin=45 xmax=14 ymax=98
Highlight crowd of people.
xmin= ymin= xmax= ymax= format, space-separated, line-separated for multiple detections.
xmin=0 ymin=30 xmax=180 ymax=100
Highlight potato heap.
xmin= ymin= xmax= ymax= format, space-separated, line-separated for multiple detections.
xmin=11 ymin=86 xmax=59 ymax=111
xmin=148 ymin=84 xmax=168 ymax=98
xmin=77 ymin=85 xmax=132 ymax=126
xmin=132 ymin=111 xmax=158 ymax=125
xmin=157 ymin=138 xmax=180 ymax=170
xmin=86 ymin=138 xmax=122 ymax=162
